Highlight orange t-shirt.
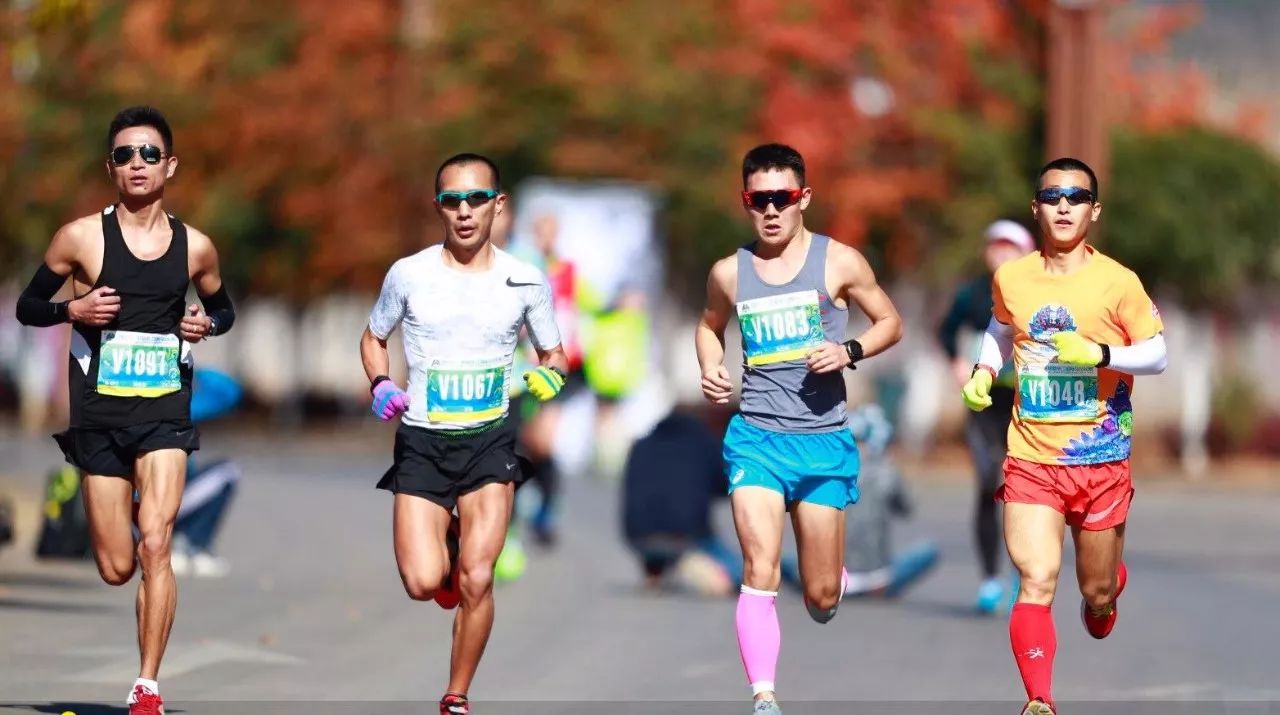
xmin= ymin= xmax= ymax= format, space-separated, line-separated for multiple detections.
xmin=992 ymin=247 xmax=1163 ymax=465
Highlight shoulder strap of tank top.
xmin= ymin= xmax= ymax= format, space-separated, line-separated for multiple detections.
xmin=799 ymin=233 xmax=830 ymax=289
xmin=735 ymin=244 xmax=756 ymax=297
xmin=100 ymin=204 xmax=123 ymax=247
xmin=167 ymin=213 xmax=188 ymax=247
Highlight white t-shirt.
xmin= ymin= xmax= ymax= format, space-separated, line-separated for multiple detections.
xmin=368 ymin=244 xmax=561 ymax=430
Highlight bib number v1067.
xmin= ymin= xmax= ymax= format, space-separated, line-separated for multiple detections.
xmin=425 ymin=359 xmax=507 ymax=423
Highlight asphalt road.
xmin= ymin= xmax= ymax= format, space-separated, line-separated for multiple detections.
xmin=1 ymin=426 xmax=1278 ymax=714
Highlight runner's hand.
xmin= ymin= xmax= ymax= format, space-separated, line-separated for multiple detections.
xmin=68 ymin=286 xmax=120 ymax=327
xmin=180 ymin=304 xmax=213 ymax=343
xmin=523 ymin=366 xmax=566 ymax=402
xmin=806 ymin=341 xmax=852 ymax=374
xmin=962 ymin=368 xmax=994 ymax=412
xmin=371 ymin=380 xmax=410 ymax=421
xmin=1051 ymin=331 xmax=1103 ymax=367
xmin=701 ymin=364 xmax=733 ymax=404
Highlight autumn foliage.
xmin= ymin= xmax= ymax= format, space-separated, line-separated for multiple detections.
xmin=1 ymin=0 xmax=1271 ymax=300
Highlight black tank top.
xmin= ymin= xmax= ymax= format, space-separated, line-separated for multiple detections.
xmin=69 ymin=205 xmax=193 ymax=428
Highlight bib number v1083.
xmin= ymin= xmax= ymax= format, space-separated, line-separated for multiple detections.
xmin=738 ymin=290 xmax=825 ymax=366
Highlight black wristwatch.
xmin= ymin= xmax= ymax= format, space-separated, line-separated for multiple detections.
xmin=843 ymin=339 xmax=864 ymax=370
xmin=1097 ymin=344 xmax=1111 ymax=368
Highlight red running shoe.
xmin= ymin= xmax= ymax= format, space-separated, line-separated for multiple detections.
xmin=439 ymin=692 xmax=469 ymax=714
xmin=1081 ymin=560 xmax=1128 ymax=639
xmin=128 ymin=684 xmax=165 ymax=715
xmin=434 ymin=514 xmax=461 ymax=610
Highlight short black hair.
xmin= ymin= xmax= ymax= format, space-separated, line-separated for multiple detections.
xmin=435 ymin=153 xmax=502 ymax=194
xmin=742 ymin=143 xmax=805 ymax=188
xmin=107 ymin=106 xmax=173 ymax=155
xmin=1038 ymin=157 xmax=1098 ymax=197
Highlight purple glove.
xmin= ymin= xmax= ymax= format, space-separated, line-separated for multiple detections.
xmin=371 ymin=378 xmax=410 ymax=421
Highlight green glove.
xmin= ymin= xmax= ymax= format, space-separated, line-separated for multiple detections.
xmin=523 ymin=366 xmax=566 ymax=402
xmin=1051 ymin=331 xmax=1103 ymax=367
xmin=962 ymin=367 xmax=995 ymax=412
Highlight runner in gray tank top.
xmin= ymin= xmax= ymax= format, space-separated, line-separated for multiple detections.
xmin=695 ymin=144 xmax=904 ymax=715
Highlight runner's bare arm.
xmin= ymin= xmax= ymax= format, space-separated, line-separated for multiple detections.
xmin=16 ymin=219 xmax=118 ymax=327
xmin=360 ymin=327 xmax=392 ymax=384
xmin=835 ymin=242 xmax=902 ymax=360
xmin=184 ymin=228 xmax=234 ymax=340
xmin=533 ymin=344 xmax=569 ymax=375
xmin=696 ymin=257 xmax=735 ymax=404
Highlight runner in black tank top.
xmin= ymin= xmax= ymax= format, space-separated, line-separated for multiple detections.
xmin=69 ymin=205 xmax=195 ymax=430
xmin=14 ymin=106 xmax=235 ymax=715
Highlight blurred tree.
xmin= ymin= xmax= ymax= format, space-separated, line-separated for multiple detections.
xmin=1104 ymin=128 xmax=1280 ymax=475
xmin=416 ymin=0 xmax=759 ymax=300
xmin=3 ymin=0 xmax=410 ymax=303
xmin=2 ymin=0 xmax=1270 ymax=309
xmin=1106 ymin=128 xmax=1280 ymax=311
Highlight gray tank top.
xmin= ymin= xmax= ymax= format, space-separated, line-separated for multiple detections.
xmin=735 ymin=233 xmax=848 ymax=433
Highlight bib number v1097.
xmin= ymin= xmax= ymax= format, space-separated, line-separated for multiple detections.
xmin=96 ymin=331 xmax=181 ymax=397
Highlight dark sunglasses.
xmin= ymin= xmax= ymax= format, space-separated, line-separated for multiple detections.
xmin=1035 ymin=186 xmax=1095 ymax=206
xmin=741 ymin=188 xmax=805 ymax=212
xmin=436 ymin=189 xmax=499 ymax=209
xmin=110 ymin=144 xmax=166 ymax=166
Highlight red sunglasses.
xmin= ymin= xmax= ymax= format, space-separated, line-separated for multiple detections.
xmin=741 ymin=188 xmax=805 ymax=212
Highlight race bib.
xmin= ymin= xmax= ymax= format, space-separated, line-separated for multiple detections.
xmin=425 ymin=357 xmax=507 ymax=423
xmin=737 ymin=290 xmax=825 ymax=366
xmin=96 ymin=331 xmax=181 ymax=397
xmin=1019 ymin=362 xmax=1100 ymax=422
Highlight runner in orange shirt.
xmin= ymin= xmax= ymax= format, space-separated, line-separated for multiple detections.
xmin=961 ymin=158 xmax=1169 ymax=715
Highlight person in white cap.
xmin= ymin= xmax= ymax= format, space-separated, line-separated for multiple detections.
xmin=937 ymin=218 xmax=1036 ymax=614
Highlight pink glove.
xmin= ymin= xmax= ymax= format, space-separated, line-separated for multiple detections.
xmin=371 ymin=378 xmax=410 ymax=421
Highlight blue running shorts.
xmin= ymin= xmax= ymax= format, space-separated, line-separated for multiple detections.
xmin=722 ymin=414 xmax=860 ymax=510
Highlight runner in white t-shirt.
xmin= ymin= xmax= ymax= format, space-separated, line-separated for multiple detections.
xmin=359 ymin=153 xmax=567 ymax=715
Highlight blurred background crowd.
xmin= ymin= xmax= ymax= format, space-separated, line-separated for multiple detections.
xmin=1 ymin=0 xmax=1278 ymax=589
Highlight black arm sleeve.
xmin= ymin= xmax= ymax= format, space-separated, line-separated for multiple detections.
xmin=199 ymin=284 xmax=236 ymax=337
xmin=15 ymin=264 xmax=71 ymax=327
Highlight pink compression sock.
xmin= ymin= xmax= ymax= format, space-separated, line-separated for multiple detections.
xmin=736 ymin=585 xmax=781 ymax=696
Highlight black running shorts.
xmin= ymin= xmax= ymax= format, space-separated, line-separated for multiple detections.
xmin=377 ymin=421 xmax=526 ymax=510
xmin=54 ymin=419 xmax=199 ymax=478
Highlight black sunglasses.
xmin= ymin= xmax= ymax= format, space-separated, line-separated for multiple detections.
xmin=1035 ymin=186 xmax=1095 ymax=206
xmin=111 ymin=144 xmax=166 ymax=166
xmin=742 ymin=188 xmax=805 ymax=212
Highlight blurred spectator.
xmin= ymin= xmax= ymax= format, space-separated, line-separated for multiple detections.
xmin=937 ymin=219 xmax=1034 ymax=613
xmin=620 ymin=403 xmax=800 ymax=597
xmin=169 ymin=367 xmax=244 ymax=578
xmin=843 ymin=404 xmax=940 ymax=598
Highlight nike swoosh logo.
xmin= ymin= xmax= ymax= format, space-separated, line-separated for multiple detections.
xmin=1083 ymin=494 xmax=1126 ymax=524
xmin=506 ymin=277 xmax=539 ymax=287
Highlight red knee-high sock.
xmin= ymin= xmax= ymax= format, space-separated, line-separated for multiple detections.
xmin=1010 ymin=603 xmax=1056 ymax=704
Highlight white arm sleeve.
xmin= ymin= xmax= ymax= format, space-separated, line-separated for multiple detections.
xmin=977 ymin=318 xmax=1014 ymax=373
xmin=1106 ymin=334 xmax=1168 ymax=375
